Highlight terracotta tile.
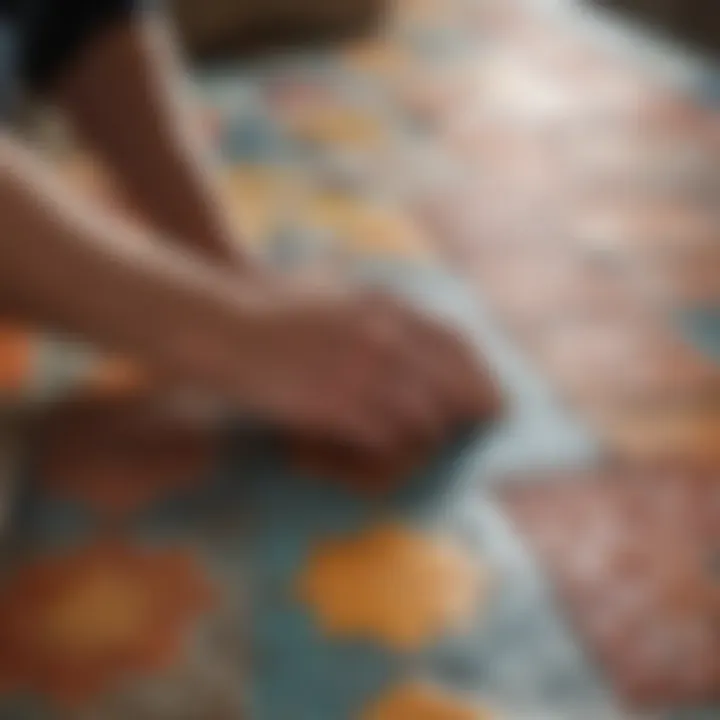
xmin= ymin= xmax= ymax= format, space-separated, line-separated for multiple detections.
xmin=594 ymin=407 xmax=720 ymax=468
xmin=525 ymin=317 xmax=720 ymax=407
xmin=501 ymin=470 xmax=720 ymax=709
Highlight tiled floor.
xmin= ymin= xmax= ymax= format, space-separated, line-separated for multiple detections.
xmin=0 ymin=0 xmax=717 ymax=718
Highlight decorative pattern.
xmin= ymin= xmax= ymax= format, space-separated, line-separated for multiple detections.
xmin=361 ymin=682 xmax=491 ymax=720
xmin=297 ymin=524 xmax=486 ymax=650
xmin=503 ymin=470 xmax=720 ymax=708
xmin=0 ymin=540 xmax=215 ymax=707
xmin=0 ymin=0 xmax=717 ymax=717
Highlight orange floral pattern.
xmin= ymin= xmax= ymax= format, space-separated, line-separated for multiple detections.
xmin=298 ymin=524 xmax=487 ymax=650
xmin=39 ymin=400 xmax=216 ymax=518
xmin=0 ymin=540 xmax=215 ymax=707
xmin=361 ymin=682 xmax=493 ymax=720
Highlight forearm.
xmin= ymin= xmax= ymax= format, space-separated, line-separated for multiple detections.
xmin=0 ymin=134 xmax=245 ymax=375
xmin=54 ymin=15 xmax=246 ymax=267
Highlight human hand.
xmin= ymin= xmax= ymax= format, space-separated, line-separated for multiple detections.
xmin=186 ymin=281 xmax=503 ymax=453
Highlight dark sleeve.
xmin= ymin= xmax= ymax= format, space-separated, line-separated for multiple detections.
xmin=17 ymin=0 xmax=155 ymax=93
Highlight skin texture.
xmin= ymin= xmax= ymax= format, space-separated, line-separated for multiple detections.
xmin=52 ymin=17 xmax=245 ymax=267
xmin=0 ymin=15 xmax=503 ymax=455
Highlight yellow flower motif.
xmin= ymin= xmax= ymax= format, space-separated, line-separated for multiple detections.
xmin=362 ymin=682 xmax=493 ymax=720
xmin=287 ymin=106 xmax=385 ymax=150
xmin=223 ymin=167 xmax=290 ymax=247
xmin=298 ymin=524 xmax=488 ymax=651
xmin=0 ymin=540 xmax=216 ymax=707
xmin=305 ymin=193 xmax=434 ymax=260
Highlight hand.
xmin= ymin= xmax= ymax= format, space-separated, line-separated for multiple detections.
xmin=185 ymin=281 xmax=504 ymax=453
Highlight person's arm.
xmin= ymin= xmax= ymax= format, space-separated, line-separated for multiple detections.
xmin=38 ymin=7 xmax=248 ymax=268
xmin=0 ymin=132 xmax=246 ymax=368
xmin=0 ymin=134 xmax=499 ymax=449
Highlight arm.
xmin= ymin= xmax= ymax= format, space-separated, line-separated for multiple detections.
xmin=0 ymin=132 xmax=246 ymax=377
xmin=0 ymin=133 xmax=497 ymax=449
xmin=49 ymin=11 xmax=250 ymax=268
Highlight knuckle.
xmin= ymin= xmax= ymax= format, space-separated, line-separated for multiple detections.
xmin=364 ymin=317 xmax=402 ymax=359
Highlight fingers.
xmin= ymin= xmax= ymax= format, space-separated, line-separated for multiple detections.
xmin=334 ymin=293 xmax=504 ymax=452
xmin=363 ymin=291 xmax=505 ymax=425
xmin=411 ymin=314 xmax=504 ymax=421
xmin=352 ymin=307 xmax=447 ymax=448
xmin=372 ymin=375 xmax=446 ymax=448
xmin=237 ymin=282 xmax=505 ymax=457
